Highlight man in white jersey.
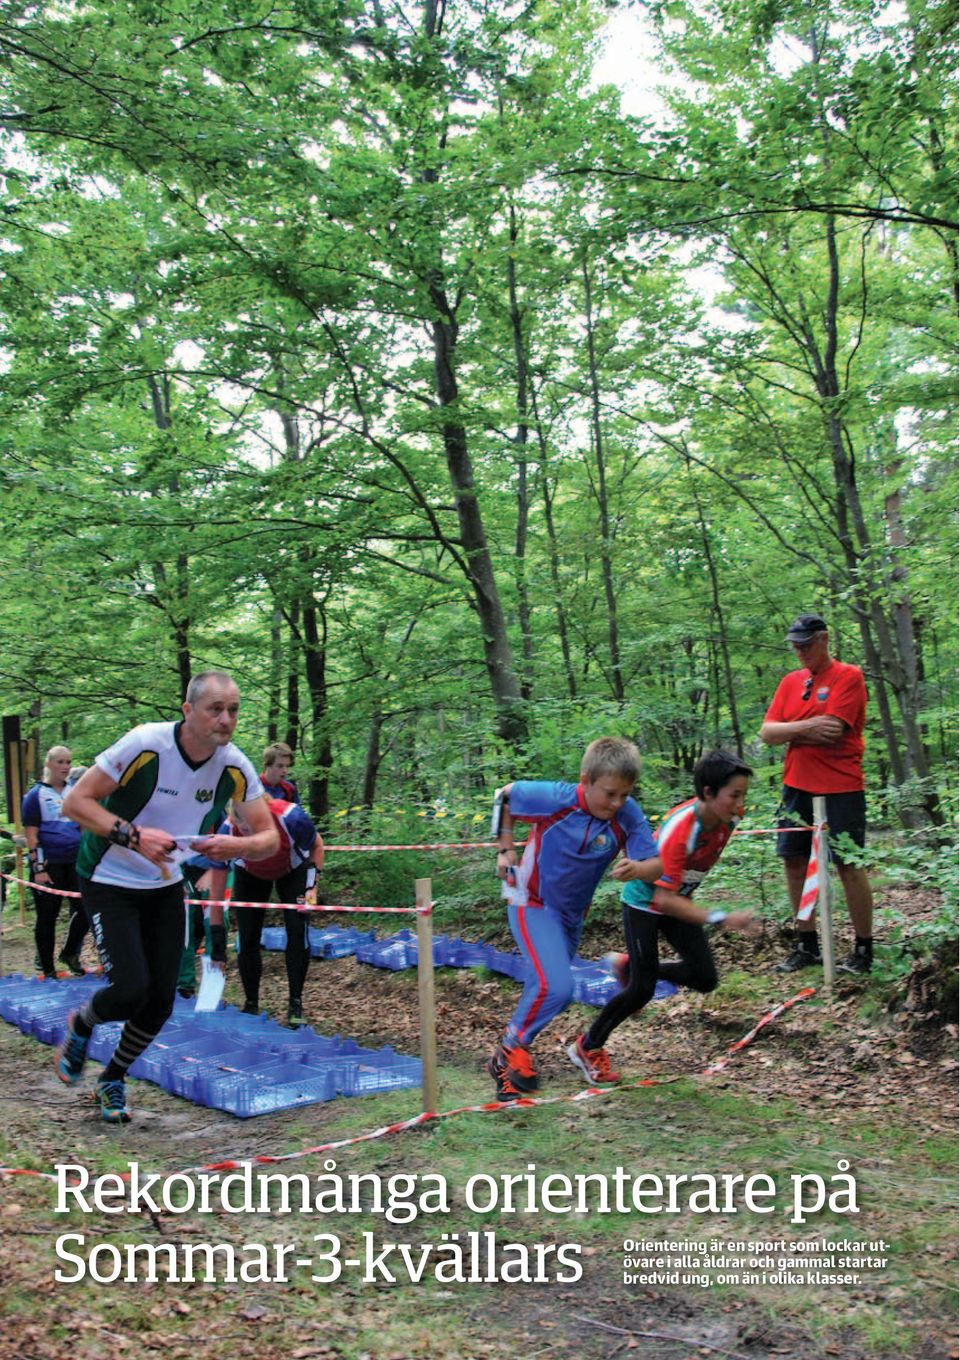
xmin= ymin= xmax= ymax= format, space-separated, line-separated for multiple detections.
xmin=59 ymin=672 xmax=277 ymax=1122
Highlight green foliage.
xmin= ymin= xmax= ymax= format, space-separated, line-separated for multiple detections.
xmin=0 ymin=0 xmax=954 ymax=837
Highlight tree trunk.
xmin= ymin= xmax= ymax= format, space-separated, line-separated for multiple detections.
xmin=581 ymin=257 xmax=624 ymax=702
xmin=267 ymin=608 xmax=282 ymax=743
xmin=420 ymin=3 xmax=525 ymax=745
xmin=302 ymin=599 xmax=330 ymax=820
xmin=427 ymin=276 xmax=526 ymax=744
xmin=813 ymin=213 xmax=942 ymax=823
xmin=529 ymin=384 xmax=577 ymax=699
xmin=687 ymin=463 xmax=744 ymax=755
xmin=507 ymin=203 xmax=535 ymax=701
xmin=146 ymin=373 xmax=191 ymax=698
xmin=362 ymin=706 xmax=385 ymax=809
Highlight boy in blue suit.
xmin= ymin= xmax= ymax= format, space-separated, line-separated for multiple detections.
xmin=489 ymin=737 xmax=661 ymax=1102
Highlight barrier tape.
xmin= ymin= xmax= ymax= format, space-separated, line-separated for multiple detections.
xmin=703 ymin=987 xmax=816 ymax=1075
xmin=0 ymin=826 xmax=813 ymax=862
xmin=0 ymin=988 xmax=815 ymax=1183
xmin=0 ymin=874 xmax=425 ymax=916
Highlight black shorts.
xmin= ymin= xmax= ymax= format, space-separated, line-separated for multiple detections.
xmin=776 ymin=786 xmax=867 ymax=866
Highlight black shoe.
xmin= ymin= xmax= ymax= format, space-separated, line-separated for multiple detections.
xmin=775 ymin=944 xmax=822 ymax=973
xmin=287 ymin=999 xmax=307 ymax=1028
xmin=177 ymin=987 xmax=196 ymax=999
xmin=838 ymin=945 xmax=872 ymax=975
xmin=58 ymin=952 xmax=86 ymax=977
xmin=241 ymin=1002 xmax=260 ymax=1015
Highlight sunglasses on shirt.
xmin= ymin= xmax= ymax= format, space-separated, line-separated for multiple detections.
xmin=801 ymin=677 xmax=814 ymax=701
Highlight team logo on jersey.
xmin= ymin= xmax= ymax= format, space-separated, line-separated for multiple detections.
xmin=591 ymin=834 xmax=609 ymax=851
xmin=817 ymin=687 xmax=830 ymax=701
xmin=195 ymin=789 xmax=214 ymax=803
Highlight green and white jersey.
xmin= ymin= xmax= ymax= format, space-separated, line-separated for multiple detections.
xmin=77 ymin=721 xmax=264 ymax=889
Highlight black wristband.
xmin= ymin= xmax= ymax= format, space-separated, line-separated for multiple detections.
xmin=107 ymin=819 xmax=141 ymax=849
xmin=209 ymin=924 xmax=228 ymax=963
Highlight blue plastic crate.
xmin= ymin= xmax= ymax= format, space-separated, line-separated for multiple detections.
xmin=448 ymin=940 xmax=492 ymax=969
xmin=308 ymin=925 xmax=353 ymax=958
xmin=571 ymin=968 xmax=619 ymax=1006
xmin=258 ymin=926 xmax=288 ymax=951
xmin=356 ymin=933 xmax=416 ymax=971
xmin=29 ymin=1004 xmax=71 ymax=1046
xmin=320 ymin=927 xmax=375 ymax=959
xmin=87 ymin=1021 xmax=124 ymax=1064
xmin=334 ymin=1047 xmax=423 ymax=1098
xmin=200 ymin=1060 xmax=338 ymax=1117
xmin=0 ymin=975 xmax=422 ymax=1117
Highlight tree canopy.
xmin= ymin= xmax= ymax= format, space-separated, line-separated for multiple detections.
xmin=1 ymin=0 xmax=955 ymax=825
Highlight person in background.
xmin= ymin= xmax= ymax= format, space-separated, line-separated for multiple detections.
xmin=22 ymin=745 xmax=88 ymax=978
xmin=232 ymin=797 xmax=324 ymax=1027
xmin=760 ymin=613 xmax=874 ymax=974
xmin=260 ymin=742 xmax=300 ymax=802
xmin=176 ymin=850 xmax=229 ymax=1000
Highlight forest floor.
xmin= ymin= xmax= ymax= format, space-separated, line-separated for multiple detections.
xmin=0 ymin=882 xmax=956 ymax=1360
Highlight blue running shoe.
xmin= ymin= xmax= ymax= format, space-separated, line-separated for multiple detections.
xmin=56 ymin=1012 xmax=89 ymax=1085
xmin=95 ymin=1078 xmax=130 ymax=1124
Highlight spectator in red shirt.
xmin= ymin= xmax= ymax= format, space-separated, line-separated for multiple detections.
xmin=760 ymin=614 xmax=874 ymax=974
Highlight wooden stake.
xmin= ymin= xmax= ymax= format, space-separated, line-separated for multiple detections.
xmin=415 ymin=877 xmax=439 ymax=1113
xmin=813 ymin=796 xmax=835 ymax=992
xmin=9 ymin=743 xmax=25 ymax=928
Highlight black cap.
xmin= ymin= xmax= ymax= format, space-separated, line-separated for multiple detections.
xmin=785 ymin=613 xmax=827 ymax=643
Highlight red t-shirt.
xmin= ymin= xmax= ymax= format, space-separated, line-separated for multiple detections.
xmin=764 ymin=661 xmax=867 ymax=793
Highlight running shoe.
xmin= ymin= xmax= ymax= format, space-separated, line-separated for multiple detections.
xmin=95 ymin=1078 xmax=130 ymax=1124
xmin=58 ymin=952 xmax=86 ymax=977
xmin=838 ymin=944 xmax=872 ymax=975
xmin=287 ymin=999 xmax=307 ymax=1028
xmin=487 ymin=1041 xmax=538 ymax=1093
xmin=489 ymin=1066 xmax=525 ymax=1103
xmin=56 ymin=1012 xmax=90 ymax=1084
xmin=775 ymin=943 xmax=822 ymax=973
xmin=566 ymin=1034 xmax=621 ymax=1085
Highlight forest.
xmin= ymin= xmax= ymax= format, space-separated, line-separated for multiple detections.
xmin=0 ymin=9 xmax=957 ymax=1359
xmin=0 ymin=0 xmax=956 ymax=836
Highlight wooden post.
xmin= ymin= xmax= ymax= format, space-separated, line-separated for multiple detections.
xmin=9 ymin=747 xmax=25 ymax=928
xmin=813 ymin=796 xmax=835 ymax=992
xmin=415 ymin=877 xmax=439 ymax=1113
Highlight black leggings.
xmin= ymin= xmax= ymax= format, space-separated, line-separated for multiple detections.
xmin=584 ymin=903 xmax=718 ymax=1050
xmin=80 ymin=877 xmax=186 ymax=1033
xmin=233 ymin=864 xmax=310 ymax=1006
xmin=32 ymin=861 xmax=87 ymax=973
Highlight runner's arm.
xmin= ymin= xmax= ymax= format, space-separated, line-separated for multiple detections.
xmin=194 ymin=794 xmax=278 ymax=863
xmin=62 ymin=766 xmax=176 ymax=867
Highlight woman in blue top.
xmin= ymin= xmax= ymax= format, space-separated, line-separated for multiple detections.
xmin=21 ymin=745 xmax=87 ymax=978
